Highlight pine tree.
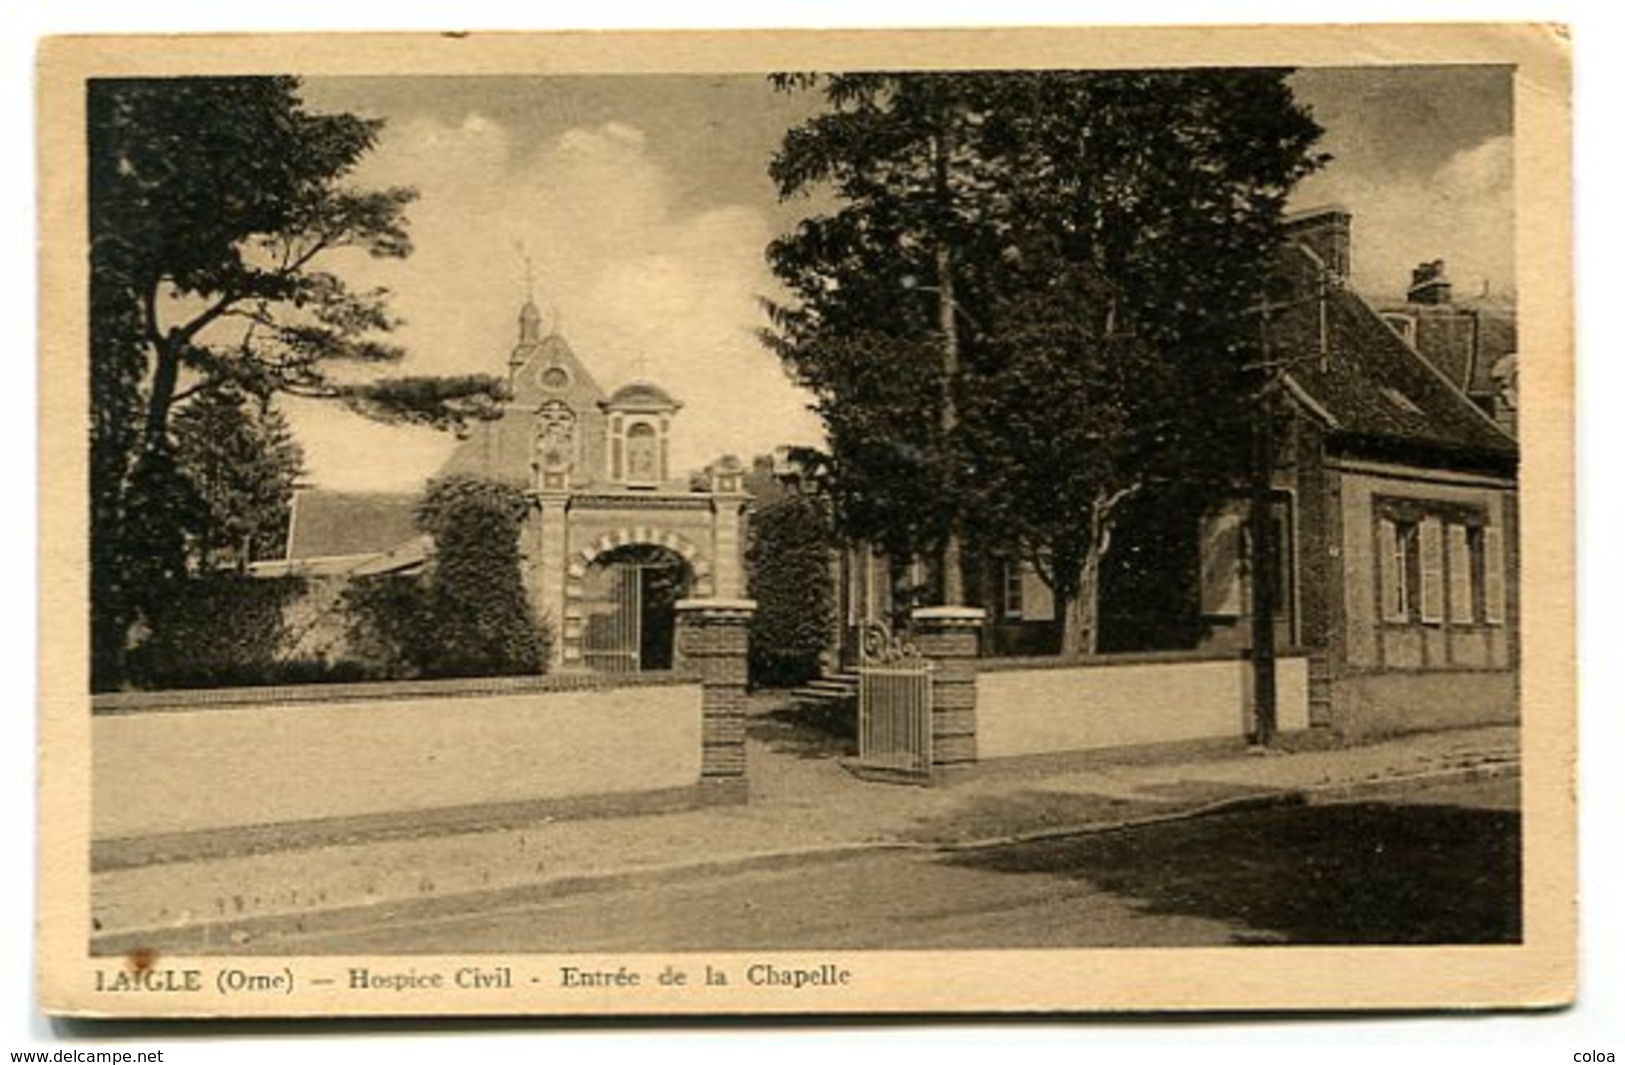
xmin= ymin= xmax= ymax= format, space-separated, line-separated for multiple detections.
xmin=88 ymin=76 xmax=508 ymax=686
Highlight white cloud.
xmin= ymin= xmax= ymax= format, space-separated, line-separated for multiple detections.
xmin=1293 ymin=135 xmax=1514 ymax=301
xmin=285 ymin=113 xmax=821 ymax=492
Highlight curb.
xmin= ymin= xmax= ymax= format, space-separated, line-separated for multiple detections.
xmin=1300 ymin=759 xmax=1520 ymax=804
xmin=93 ymin=843 xmax=913 ymax=956
xmin=93 ymin=758 xmax=1519 ymax=953
xmin=934 ymin=788 xmax=1308 ymax=853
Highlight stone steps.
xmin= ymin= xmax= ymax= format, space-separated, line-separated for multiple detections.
xmin=790 ymin=672 xmax=860 ymax=704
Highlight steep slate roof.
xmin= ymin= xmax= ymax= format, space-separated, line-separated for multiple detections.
xmin=1272 ymin=280 xmax=1518 ymax=469
xmin=283 ymin=489 xmax=422 ymax=561
xmin=1469 ymin=307 xmax=1518 ymax=397
xmin=1371 ymin=297 xmax=1517 ymax=401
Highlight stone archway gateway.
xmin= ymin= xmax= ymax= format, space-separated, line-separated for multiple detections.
xmin=439 ymin=297 xmax=748 ymax=673
xmin=268 ymin=294 xmax=763 ymax=674
xmin=274 ymin=295 xmax=752 ymax=674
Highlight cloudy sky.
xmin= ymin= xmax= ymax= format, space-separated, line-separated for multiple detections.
xmin=285 ymin=66 xmax=1512 ymax=492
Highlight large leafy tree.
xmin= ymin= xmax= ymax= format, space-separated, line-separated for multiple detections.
xmin=766 ymin=70 xmax=1324 ymax=654
xmin=89 ymin=77 xmax=505 ymax=687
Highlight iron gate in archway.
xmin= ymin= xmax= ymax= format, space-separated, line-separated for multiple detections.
xmin=581 ymin=545 xmax=691 ymax=674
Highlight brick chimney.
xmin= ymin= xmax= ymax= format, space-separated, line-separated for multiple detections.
xmin=1283 ymin=205 xmax=1352 ymax=282
xmin=1407 ymin=259 xmax=1452 ymax=305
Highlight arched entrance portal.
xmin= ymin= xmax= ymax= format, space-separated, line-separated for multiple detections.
xmin=580 ymin=544 xmax=693 ymax=673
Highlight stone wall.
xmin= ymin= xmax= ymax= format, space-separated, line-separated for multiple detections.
xmin=974 ymin=653 xmax=1311 ymax=760
xmin=1331 ymin=670 xmax=1518 ymax=740
xmin=93 ymin=674 xmax=705 ymax=847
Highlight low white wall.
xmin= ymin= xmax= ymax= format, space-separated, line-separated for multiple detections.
xmin=94 ymin=681 xmax=704 ymax=840
xmin=976 ymin=656 xmax=1309 ymax=760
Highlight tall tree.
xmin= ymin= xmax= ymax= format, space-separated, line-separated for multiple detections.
xmin=766 ymin=70 xmax=1325 ymax=653
xmin=765 ymin=74 xmax=1007 ymax=588
xmin=170 ymin=388 xmax=305 ymax=572
xmin=88 ymin=77 xmax=505 ymax=687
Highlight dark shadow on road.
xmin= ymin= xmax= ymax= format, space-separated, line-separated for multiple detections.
xmin=939 ymin=799 xmax=1521 ymax=944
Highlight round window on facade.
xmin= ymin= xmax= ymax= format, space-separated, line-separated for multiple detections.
xmin=540 ymin=366 xmax=570 ymax=390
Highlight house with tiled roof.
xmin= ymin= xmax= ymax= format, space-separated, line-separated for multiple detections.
xmin=1198 ymin=206 xmax=1519 ymax=737
xmin=820 ymin=204 xmax=1520 ymax=739
xmin=1373 ymin=260 xmax=1519 ymax=437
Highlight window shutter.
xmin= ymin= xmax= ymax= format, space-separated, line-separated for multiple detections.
xmin=1448 ymin=524 xmax=1474 ymax=624
xmin=1002 ymin=559 xmax=1024 ymax=620
xmin=1201 ymin=507 xmax=1245 ymax=617
xmin=1378 ymin=518 xmax=1405 ymax=622
xmin=1419 ymin=518 xmax=1445 ymax=624
xmin=1484 ymin=525 xmax=1507 ymax=624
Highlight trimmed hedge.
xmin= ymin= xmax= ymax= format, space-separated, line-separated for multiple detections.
xmin=746 ymin=493 xmax=836 ymax=687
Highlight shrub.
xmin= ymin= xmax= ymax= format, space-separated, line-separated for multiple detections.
xmin=339 ymin=574 xmax=435 ymax=677
xmin=746 ymin=493 xmax=836 ymax=687
xmin=344 ymin=474 xmax=551 ymax=679
xmin=124 ymin=574 xmax=307 ymax=689
xmin=121 ymin=474 xmax=553 ymax=689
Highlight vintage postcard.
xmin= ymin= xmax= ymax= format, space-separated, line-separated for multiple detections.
xmin=35 ymin=24 xmax=1574 ymax=1017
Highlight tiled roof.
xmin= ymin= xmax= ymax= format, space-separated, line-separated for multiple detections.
xmin=284 ymin=489 xmax=422 ymax=561
xmin=250 ymin=536 xmax=429 ymax=578
xmin=1272 ymin=282 xmax=1517 ymax=466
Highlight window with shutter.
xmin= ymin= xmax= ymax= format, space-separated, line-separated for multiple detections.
xmin=1378 ymin=518 xmax=1406 ymax=622
xmin=1201 ymin=506 xmax=1245 ymax=617
xmin=1483 ymin=525 xmax=1506 ymax=624
xmin=1000 ymin=559 xmax=1024 ymax=620
xmin=1448 ymin=524 xmax=1474 ymax=624
xmin=1419 ymin=518 xmax=1445 ymax=624
xmin=1375 ymin=498 xmax=1505 ymax=645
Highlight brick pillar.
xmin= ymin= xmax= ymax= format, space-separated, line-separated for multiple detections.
xmin=675 ymin=598 xmax=756 ymax=804
xmin=911 ymin=606 xmax=985 ymax=767
xmin=535 ymin=492 xmax=570 ymax=671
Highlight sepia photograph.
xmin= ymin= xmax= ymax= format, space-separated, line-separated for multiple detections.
xmin=33 ymin=24 xmax=1575 ymax=1018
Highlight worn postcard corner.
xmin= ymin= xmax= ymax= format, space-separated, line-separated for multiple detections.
xmin=36 ymin=22 xmax=1573 ymax=1019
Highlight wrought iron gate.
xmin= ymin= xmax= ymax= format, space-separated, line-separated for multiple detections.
xmin=582 ymin=562 xmax=643 ymax=674
xmin=856 ymin=620 xmax=934 ymax=784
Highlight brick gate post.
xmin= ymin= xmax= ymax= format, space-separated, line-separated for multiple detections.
xmin=534 ymin=491 xmax=569 ymax=671
xmin=675 ymin=598 xmax=757 ymax=804
xmin=910 ymin=606 xmax=985 ymax=767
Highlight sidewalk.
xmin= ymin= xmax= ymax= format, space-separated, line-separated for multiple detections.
xmin=91 ymin=710 xmax=1519 ymax=950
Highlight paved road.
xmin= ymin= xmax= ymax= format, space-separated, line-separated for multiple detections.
xmin=240 ymin=774 xmax=1520 ymax=953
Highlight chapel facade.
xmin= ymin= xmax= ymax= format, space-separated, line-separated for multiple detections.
xmin=273 ymin=298 xmax=749 ymax=674
xmin=443 ymin=298 xmax=748 ymax=672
